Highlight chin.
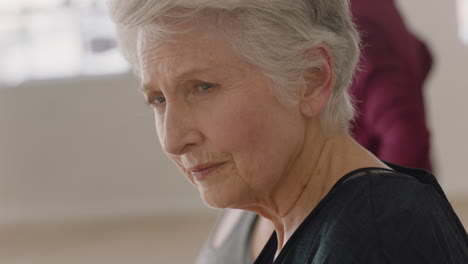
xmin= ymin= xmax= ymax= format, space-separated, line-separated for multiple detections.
xmin=199 ymin=187 xmax=243 ymax=209
xmin=200 ymin=192 xmax=230 ymax=209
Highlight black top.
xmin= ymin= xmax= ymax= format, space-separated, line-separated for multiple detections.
xmin=254 ymin=163 xmax=468 ymax=264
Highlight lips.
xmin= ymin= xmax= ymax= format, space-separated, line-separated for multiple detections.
xmin=187 ymin=162 xmax=226 ymax=181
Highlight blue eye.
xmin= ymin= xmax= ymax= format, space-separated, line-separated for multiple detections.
xmin=199 ymin=83 xmax=214 ymax=91
xmin=155 ymin=96 xmax=166 ymax=104
xmin=146 ymin=95 xmax=166 ymax=108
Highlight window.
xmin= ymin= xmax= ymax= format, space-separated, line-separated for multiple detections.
xmin=458 ymin=0 xmax=468 ymax=44
xmin=0 ymin=0 xmax=129 ymax=86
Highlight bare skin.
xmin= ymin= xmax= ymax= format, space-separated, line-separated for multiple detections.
xmin=247 ymin=130 xmax=391 ymax=251
xmin=212 ymin=136 xmax=390 ymax=259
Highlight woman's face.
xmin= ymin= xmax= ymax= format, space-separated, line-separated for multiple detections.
xmin=137 ymin=18 xmax=306 ymax=208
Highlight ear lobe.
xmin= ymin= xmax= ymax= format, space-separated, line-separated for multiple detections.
xmin=299 ymin=44 xmax=334 ymax=118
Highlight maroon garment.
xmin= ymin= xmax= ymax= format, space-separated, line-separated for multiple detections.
xmin=349 ymin=0 xmax=432 ymax=171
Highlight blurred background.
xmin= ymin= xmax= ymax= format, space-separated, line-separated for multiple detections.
xmin=0 ymin=0 xmax=467 ymax=263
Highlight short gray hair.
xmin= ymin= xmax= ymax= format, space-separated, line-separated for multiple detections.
xmin=107 ymin=0 xmax=360 ymax=132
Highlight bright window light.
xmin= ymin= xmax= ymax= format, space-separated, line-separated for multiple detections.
xmin=0 ymin=1 xmax=129 ymax=86
xmin=458 ymin=0 xmax=468 ymax=44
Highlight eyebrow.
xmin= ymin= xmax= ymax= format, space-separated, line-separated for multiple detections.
xmin=138 ymin=83 xmax=157 ymax=94
xmin=138 ymin=65 xmax=244 ymax=93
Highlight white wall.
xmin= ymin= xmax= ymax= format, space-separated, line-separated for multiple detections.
xmin=0 ymin=74 xmax=211 ymax=224
xmin=0 ymin=0 xmax=467 ymax=224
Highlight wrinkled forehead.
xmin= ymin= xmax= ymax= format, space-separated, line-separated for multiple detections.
xmin=135 ymin=16 xmax=250 ymax=84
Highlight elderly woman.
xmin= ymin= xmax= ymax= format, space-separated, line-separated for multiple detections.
xmin=107 ymin=0 xmax=468 ymax=263
xmin=196 ymin=0 xmax=436 ymax=263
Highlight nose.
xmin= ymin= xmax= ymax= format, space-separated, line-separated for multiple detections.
xmin=156 ymin=102 xmax=204 ymax=156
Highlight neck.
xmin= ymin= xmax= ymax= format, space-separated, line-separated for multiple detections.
xmin=250 ymin=124 xmax=389 ymax=252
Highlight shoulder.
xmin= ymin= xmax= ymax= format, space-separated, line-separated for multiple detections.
xmin=367 ymin=169 xmax=436 ymax=207
xmin=337 ymin=165 xmax=444 ymax=211
xmin=357 ymin=167 xmax=450 ymax=222
xmin=275 ymin=167 xmax=468 ymax=263
xmin=350 ymin=168 xmax=468 ymax=263
xmin=336 ymin=166 xmax=455 ymax=230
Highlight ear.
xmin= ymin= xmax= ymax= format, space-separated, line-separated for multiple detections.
xmin=299 ymin=44 xmax=334 ymax=118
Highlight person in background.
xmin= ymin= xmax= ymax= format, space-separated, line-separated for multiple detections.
xmin=196 ymin=0 xmax=435 ymax=263
xmin=350 ymin=0 xmax=433 ymax=171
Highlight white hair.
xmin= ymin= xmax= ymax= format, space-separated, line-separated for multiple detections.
xmin=107 ymin=0 xmax=360 ymax=132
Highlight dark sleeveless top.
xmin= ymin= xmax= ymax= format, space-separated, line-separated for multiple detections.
xmin=195 ymin=210 xmax=258 ymax=264
xmin=194 ymin=170 xmax=390 ymax=264
xmin=254 ymin=164 xmax=468 ymax=263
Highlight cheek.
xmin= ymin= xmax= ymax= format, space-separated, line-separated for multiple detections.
xmin=207 ymin=105 xmax=266 ymax=151
xmin=203 ymin=98 xmax=303 ymax=188
xmin=206 ymin=103 xmax=281 ymax=171
xmin=154 ymin=113 xmax=166 ymax=147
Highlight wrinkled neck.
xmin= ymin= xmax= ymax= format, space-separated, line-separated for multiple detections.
xmin=263 ymin=128 xmax=388 ymax=253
